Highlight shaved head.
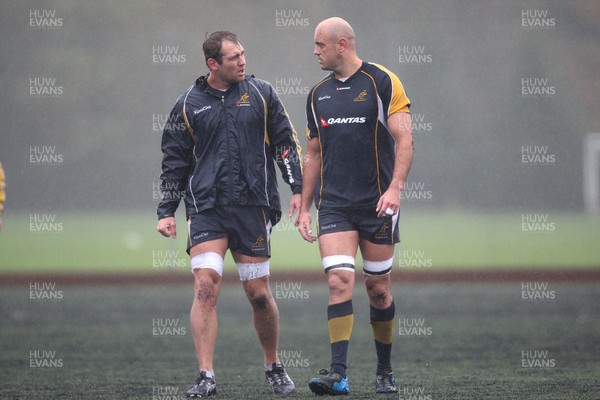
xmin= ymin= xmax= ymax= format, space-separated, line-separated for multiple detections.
xmin=313 ymin=17 xmax=362 ymax=77
xmin=315 ymin=17 xmax=356 ymax=49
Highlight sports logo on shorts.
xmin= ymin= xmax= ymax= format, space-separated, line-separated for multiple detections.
xmin=320 ymin=223 xmax=337 ymax=231
xmin=374 ymin=222 xmax=391 ymax=240
xmin=251 ymin=234 xmax=266 ymax=251
xmin=236 ymin=92 xmax=251 ymax=107
xmin=193 ymin=232 xmax=210 ymax=240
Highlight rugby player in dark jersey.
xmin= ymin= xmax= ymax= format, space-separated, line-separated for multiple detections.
xmin=297 ymin=17 xmax=413 ymax=395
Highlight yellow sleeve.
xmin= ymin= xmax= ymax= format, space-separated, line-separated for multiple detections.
xmin=371 ymin=63 xmax=410 ymax=115
xmin=389 ymin=75 xmax=410 ymax=115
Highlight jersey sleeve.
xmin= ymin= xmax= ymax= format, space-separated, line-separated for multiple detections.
xmin=389 ymin=75 xmax=410 ymax=115
xmin=373 ymin=63 xmax=410 ymax=116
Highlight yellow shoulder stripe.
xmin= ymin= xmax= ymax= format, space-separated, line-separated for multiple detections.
xmin=370 ymin=62 xmax=410 ymax=115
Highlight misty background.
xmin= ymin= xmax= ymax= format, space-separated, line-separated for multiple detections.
xmin=1 ymin=0 xmax=599 ymax=217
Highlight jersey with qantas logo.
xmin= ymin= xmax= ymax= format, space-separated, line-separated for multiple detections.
xmin=306 ymin=61 xmax=410 ymax=209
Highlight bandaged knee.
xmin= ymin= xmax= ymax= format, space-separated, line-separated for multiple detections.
xmin=237 ymin=260 xmax=270 ymax=281
xmin=322 ymin=255 xmax=355 ymax=273
xmin=363 ymin=258 xmax=393 ymax=276
xmin=191 ymin=252 xmax=224 ymax=276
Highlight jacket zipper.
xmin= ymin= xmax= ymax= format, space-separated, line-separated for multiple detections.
xmin=222 ymin=95 xmax=234 ymax=203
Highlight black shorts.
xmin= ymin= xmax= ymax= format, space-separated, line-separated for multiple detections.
xmin=317 ymin=207 xmax=400 ymax=245
xmin=187 ymin=206 xmax=271 ymax=257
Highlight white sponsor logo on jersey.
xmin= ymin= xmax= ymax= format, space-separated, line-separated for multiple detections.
xmin=320 ymin=116 xmax=366 ymax=127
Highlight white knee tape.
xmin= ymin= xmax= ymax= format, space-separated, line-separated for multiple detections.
xmin=191 ymin=252 xmax=224 ymax=276
xmin=322 ymin=255 xmax=355 ymax=272
xmin=363 ymin=258 xmax=393 ymax=276
xmin=237 ymin=260 xmax=270 ymax=281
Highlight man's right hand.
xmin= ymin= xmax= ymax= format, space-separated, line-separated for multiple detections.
xmin=157 ymin=216 xmax=177 ymax=238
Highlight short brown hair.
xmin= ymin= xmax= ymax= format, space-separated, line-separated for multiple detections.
xmin=203 ymin=31 xmax=238 ymax=64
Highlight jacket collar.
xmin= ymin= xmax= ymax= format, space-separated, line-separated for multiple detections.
xmin=195 ymin=74 xmax=255 ymax=92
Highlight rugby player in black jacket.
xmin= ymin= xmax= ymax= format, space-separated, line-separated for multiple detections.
xmin=156 ymin=31 xmax=301 ymax=397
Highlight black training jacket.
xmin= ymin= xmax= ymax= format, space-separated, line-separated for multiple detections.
xmin=157 ymin=75 xmax=303 ymax=225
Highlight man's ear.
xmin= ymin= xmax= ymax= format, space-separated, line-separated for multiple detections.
xmin=337 ymin=37 xmax=347 ymax=54
xmin=207 ymin=58 xmax=219 ymax=71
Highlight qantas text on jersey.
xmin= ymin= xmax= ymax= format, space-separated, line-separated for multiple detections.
xmin=320 ymin=116 xmax=367 ymax=127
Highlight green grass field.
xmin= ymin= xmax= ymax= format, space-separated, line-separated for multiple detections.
xmin=0 ymin=211 xmax=599 ymax=273
xmin=1 ymin=282 xmax=599 ymax=399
